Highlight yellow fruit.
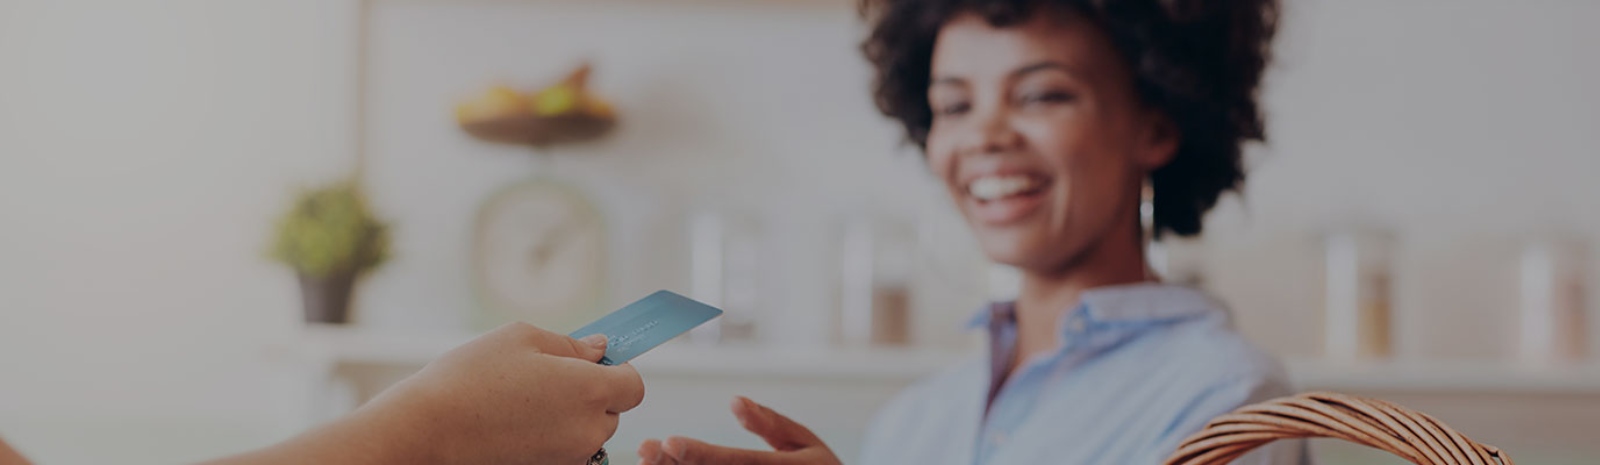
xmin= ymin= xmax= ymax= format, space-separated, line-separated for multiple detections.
xmin=533 ymin=85 xmax=580 ymax=117
xmin=583 ymin=96 xmax=615 ymax=119
xmin=562 ymin=63 xmax=592 ymax=89
xmin=456 ymin=85 xmax=529 ymax=123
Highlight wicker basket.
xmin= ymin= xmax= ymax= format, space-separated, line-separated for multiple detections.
xmin=1163 ymin=391 xmax=1514 ymax=465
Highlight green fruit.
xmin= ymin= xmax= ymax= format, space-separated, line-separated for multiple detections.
xmin=534 ymin=85 xmax=579 ymax=116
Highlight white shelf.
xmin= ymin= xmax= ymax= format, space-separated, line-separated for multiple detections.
xmin=1284 ymin=356 xmax=1600 ymax=395
xmin=276 ymin=324 xmax=974 ymax=381
xmin=274 ymin=326 xmax=1600 ymax=393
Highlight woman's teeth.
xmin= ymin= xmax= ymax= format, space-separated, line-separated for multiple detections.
xmin=967 ymin=175 xmax=1044 ymax=201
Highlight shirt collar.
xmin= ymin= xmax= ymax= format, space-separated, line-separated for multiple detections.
xmin=1079 ymin=282 xmax=1224 ymax=323
xmin=965 ymin=300 xmax=1014 ymax=329
xmin=965 ymin=282 xmax=1224 ymax=331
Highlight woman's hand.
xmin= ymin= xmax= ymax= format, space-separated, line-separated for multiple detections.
xmin=0 ymin=436 xmax=31 ymax=465
xmin=204 ymin=322 xmax=645 ymax=465
xmin=365 ymin=321 xmax=645 ymax=464
xmin=638 ymin=397 xmax=842 ymax=465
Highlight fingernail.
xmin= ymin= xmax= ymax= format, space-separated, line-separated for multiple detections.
xmin=663 ymin=437 xmax=687 ymax=455
xmin=580 ymin=334 xmax=608 ymax=348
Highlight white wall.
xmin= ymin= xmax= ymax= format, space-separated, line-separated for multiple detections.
xmin=356 ymin=0 xmax=989 ymax=347
xmin=0 ymin=0 xmax=359 ymax=462
xmin=2 ymin=0 xmax=1599 ymax=463
xmin=1206 ymin=0 xmax=1600 ymax=361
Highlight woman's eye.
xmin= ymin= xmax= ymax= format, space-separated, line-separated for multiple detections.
xmin=934 ymin=101 xmax=971 ymax=117
xmin=1019 ymin=91 xmax=1075 ymax=105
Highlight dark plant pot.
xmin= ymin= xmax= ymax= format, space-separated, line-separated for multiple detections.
xmin=299 ymin=270 xmax=357 ymax=324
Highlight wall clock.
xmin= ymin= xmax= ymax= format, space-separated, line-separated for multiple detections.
xmin=471 ymin=177 xmax=607 ymax=330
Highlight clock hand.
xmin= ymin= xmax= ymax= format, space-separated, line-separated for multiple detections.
xmin=529 ymin=242 xmax=553 ymax=269
xmin=527 ymin=221 xmax=583 ymax=270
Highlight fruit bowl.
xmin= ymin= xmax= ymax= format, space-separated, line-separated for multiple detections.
xmin=460 ymin=113 xmax=616 ymax=147
xmin=454 ymin=63 xmax=619 ymax=148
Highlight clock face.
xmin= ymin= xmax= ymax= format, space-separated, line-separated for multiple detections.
xmin=472 ymin=179 xmax=606 ymax=329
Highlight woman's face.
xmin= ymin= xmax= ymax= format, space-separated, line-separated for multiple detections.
xmin=925 ymin=10 xmax=1177 ymax=274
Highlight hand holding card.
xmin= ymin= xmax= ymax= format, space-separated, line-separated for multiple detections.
xmin=585 ymin=292 xmax=840 ymax=465
xmin=567 ymin=290 xmax=725 ymax=465
xmin=138 ymin=292 xmax=721 ymax=465
xmin=568 ymin=290 xmax=725 ymax=366
xmin=221 ymin=322 xmax=647 ymax=465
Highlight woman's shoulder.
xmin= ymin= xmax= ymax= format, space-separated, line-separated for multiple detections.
xmin=1139 ymin=305 xmax=1292 ymax=394
xmin=1087 ymin=283 xmax=1288 ymax=385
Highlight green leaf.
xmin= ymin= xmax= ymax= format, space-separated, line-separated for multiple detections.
xmin=267 ymin=178 xmax=392 ymax=278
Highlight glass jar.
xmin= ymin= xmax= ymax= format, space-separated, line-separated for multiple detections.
xmin=1323 ymin=229 xmax=1395 ymax=361
xmin=1518 ymin=238 xmax=1588 ymax=364
xmin=686 ymin=209 xmax=763 ymax=345
xmin=836 ymin=216 xmax=916 ymax=347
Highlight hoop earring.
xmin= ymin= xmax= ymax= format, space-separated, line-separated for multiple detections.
xmin=1140 ymin=180 xmax=1155 ymax=238
xmin=1141 ymin=180 xmax=1163 ymax=281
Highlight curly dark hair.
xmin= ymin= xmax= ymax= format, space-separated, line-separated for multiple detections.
xmin=860 ymin=0 xmax=1278 ymax=237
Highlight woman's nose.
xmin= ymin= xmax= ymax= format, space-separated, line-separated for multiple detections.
xmin=962 ymin=106 xmax=1023 ymax=156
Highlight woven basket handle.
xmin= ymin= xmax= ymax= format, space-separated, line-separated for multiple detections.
xmin=1161 ymin=391 xmax=1515 ymax=465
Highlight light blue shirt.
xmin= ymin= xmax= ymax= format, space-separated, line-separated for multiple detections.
xmin=860 ymin=283 xmax=1311 ymax=465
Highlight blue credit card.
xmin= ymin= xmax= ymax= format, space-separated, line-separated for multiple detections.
xmin=568 ymin=290 xmax=723 ymax=365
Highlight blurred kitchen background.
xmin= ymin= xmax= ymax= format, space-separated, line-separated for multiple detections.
xmin=3 ymin=0 xmax=1599 ymax=463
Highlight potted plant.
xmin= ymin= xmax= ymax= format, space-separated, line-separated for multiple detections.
xmin=267 ymin=179 xmax=391 ymax=324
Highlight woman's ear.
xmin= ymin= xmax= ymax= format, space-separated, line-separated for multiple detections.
xmin=1138 ymin=112 xmax=1180 ymax=170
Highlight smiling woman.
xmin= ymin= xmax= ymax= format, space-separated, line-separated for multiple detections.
xmin=637 ymin=1 xmax=1298 ymax=465
xmin=919 ymin=10 xmax=1177 ymax=274
xmin=866 ymin=0 xmax=1273 ymax=241
xmin=855 ymin=2 xmax=1295 ymax=464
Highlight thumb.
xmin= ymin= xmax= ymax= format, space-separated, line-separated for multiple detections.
xmin=570 ymin=334 xmax=609 ymax=363
xmin=730 ymin=397 xmax=825 ymax=451
xmin=527 ymin=326 xmax=607 ymax=363
xmin=489 ymin=322 xmax=609 ymax=362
